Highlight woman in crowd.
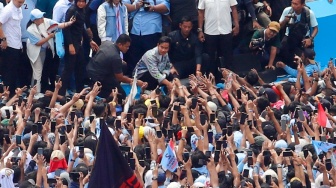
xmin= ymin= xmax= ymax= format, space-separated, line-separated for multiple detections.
xmin=26 ymin=9 xmax=75 ymax=97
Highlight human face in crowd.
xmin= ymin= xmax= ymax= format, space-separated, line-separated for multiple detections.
xmin=112 ymin=0 xmax=121 ymax=5
xmin=118 ymin=42 xmax=131 ymax=54
xmin=13 ymin=0 xmax=25 ymax=8
xmin=179 ymin=21 xmax=193 ymax=38
xmin=76 ymin=0 xmax=87 ymax=9
xmin=56 ymin=113 xmax=65 ymax=125
xmin=157 ymin=42 xmax=169 ymax=56
xmin=291 ymin=0 xmax=304 ymax=14
xmin=34 ymin=17 xmax=44 ymax=26
xmin=265 ymin=28 xmax=277 ymax=40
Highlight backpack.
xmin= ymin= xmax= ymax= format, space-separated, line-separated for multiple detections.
xmin=287 ymin=6 xmax=311 ymax=41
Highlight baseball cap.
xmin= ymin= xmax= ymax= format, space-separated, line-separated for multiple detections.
xmin=30 ymin=9 xmax=45 ymax=21
xmin=268 ymin=21 xmax=280 ymax=33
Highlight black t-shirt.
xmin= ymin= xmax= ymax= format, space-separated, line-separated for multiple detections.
xmin=169 ymin=0 xmax=198 ymax=24
xmin=86 ymin=41 xmax=122 ymax=81
xmin=268 ymin=0 xmax=291 ymax=22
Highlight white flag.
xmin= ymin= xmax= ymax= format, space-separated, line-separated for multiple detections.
xmin=123 ymin=69 xmax=138 ymax=113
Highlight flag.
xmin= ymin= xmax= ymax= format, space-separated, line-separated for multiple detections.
xmin=312 ymin=140 xmax=336 ymax=155
xmin=160 ymin=142 xmax=178 ymax=172
xmin=123 ymin=69 xmax=138 ymax=113
xmin=88 ymin=118 xmax=140 ymax=188
xmin=317 ymin=99 xmax=332 ymax=128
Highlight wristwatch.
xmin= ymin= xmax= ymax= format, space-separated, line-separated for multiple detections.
xmin=313 ymin=78 xmax=318 ymax=82
xmin=152 ymin=176 xmax=158 ymax=180
xmin=197 ymin=28 xmax=203 ymax=33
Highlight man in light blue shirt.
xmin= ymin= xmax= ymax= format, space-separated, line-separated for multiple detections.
xmin=53 ymin=0 xmax=74 ymax=23
xmin=122 ymin=0 xmax=170 ymax=76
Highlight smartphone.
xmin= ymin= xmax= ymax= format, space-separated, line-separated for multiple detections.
xmin=210 ymin=113 xmax=216 ymax=123
xmin=152 ymin=106 xmax=158 ymax=117
xmin=326 ymin=159 xmax=332 ymax=171
xmin=208 ymin=131 xmax=213 ymax=144
xmin=55 ymin=75 xmax=61 ymax=82
xmin=263 ymin=150 xmax=271 ymax=156
xmin=266 ymin=175 xmax=272 ymax=184
xmin=70 ymin=111 xmax=76 ymax=122
xmin=78 ymin=127 xmax=84 ymax=136
xmin=320 ymin=136 xmax=326 ymax=142
xmin=18 ymin=96 xmax=23 ymax=106
xmin=191 ymin=98 xmax=197 ymax=109
xmin=183 ymin=152 xmax=190 ymax=162
xmin=187 ymin=127 xmax=194 ymax=132
xmin=243 ymin=169 xmax=249 ymax=178
xmin=51 ymin=121 xmax=56 ymax=132
xmin=16 ymin=135 xmax=21 ymax=145
xmin=240 ymin=113 xmax=247 ymax=125
xmin=222 ymin=128 xmax=227 ymax=136
xmin=237 ymin=89 xmax=242 ymax=99
xmin=205 ymin=151 xmax=211 ymax=158
xmin=66 ymin=124 xmax=72 ymax=133
xmin=162 ymin=117 xmax=170 ymax=129
xmin=126 ymin=113 xmax=132 ymax=123
xmin=200 ymin=114 xmax=206 ymax=125
xmin=4 ymin=134 xmax=10 ymax=144
xmin=167 ymin=129 xmax=173 ymax=139
xmin=281 ymin=120 xmax=287 ymax=131
xmin=128 ymin=152 xmax=134 ymax=160
xmin=247 ymin=120 xmax=252 ymax=129
xmin=283 ymin=151 xmax=293 ymax=157
xmin=214 ymin=150 xmax=220 ymax=163
xmin=248 ymin=156 xmax=253 ymax=166
xmin=119 ymin=146 xmax=131 ymax=152
xmin=12 ymin=105 xmax=16 ymax=111
xmin=145 ymin=147 xmax=151 ymax=159
xmin=227 ymin=126 xmax=233 ymax=136
xmin=139 ymin=160 xmax=145 ymax=167
xmin=38 ymin=147 xmax=43 ymax=155
xmin=173 ymin=105 xmax=180 ymax=111
xmin=247 ymin=150 xmax=253 ymax=157
xmin=32 ymin=124 xmax=38 ymax=134
xmin=70 ymin=172 xmax=80 ymax=182
xmin=129 ymin=158 xmax=135 ymax=170
xmin=298 ymin=110 xmax=305 ymax=121
xmin=89 ymin=115 xmax=95 ymax=123
xmin=222 ymin=140 xmax=228 ymax=148
xmin=216 ymin=140 xmax=223 ymax=150
xmin=45 ymin=107 xmax=51 ymax=114
xmin=79 ymin=146 xmax=84 ymax=158
xmin=37 ymin=121 xmax=43 ymax=134
xmin=5 ymin=109 xmax=10 ymax=119
xmin=60 ymin=135 xmax=66 ymax=145
xmin=297 ymin=121 xmax=303 ymax=132
xmin=115 ymin=119 xmax=121 ymax=129
xmin=156 ymin=130 xmax=162 ymax=138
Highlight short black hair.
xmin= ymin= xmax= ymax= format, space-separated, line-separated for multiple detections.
xmin=245 ymin=70 xmax=259 ymax=86
xmin=116 ymin=34 xmax=131 ymax=45
xmin=180 ymin=16 xmax=192 ymax=24
xmin=158 ymin=36 xmax=171 ymax=45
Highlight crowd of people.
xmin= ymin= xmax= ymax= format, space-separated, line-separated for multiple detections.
xmin=0 ymin=0 xmax=334 ymax=187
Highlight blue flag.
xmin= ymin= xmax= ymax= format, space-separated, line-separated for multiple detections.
xmin=312 ymin=140 xmax=336 ymax=154
xmin=160 ymin=145 xmax=178 ymax=172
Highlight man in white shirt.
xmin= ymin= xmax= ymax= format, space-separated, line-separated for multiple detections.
xmin=197 ymin=0 xmax=239 ymax=80
xmin=0 ymin=0 xmax=25 ymax=96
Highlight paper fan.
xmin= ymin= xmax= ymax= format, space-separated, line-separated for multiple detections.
xmin=47 ymin=23 xmax=59 ymax=33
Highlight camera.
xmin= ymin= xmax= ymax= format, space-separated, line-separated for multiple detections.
xmin=251 ymin=38 xmax=264 ymax=48
xmin=143 ymin=2 xmax=150 ymax=11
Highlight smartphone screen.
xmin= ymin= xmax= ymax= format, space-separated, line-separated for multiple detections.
xmin=66 ymin=124 xmax=72 ymax=133
xmin=37 ymin=122 xmax=43 ymax=134
xmin=326 ymin=159 xmax=332 ymax=171
xmin=298 ymin=110 xmax=305 ymax=121
xmin=162 ymin=117 xmax=170 ymax=129
xmin=167 ymin=129 xmax=173 ymax=139
xmin=205 ymin=151 xmax=211 ymax=158
xmin=45 ymin=107 xmax=51 ymax=114
xmin=283 ymin=151 xmax=293 ymax=157
xmin=12 ymin=105 xmax=16 ymax=111
xmin=248 ymin=156 xmax=253 ymax=166
xmin=222 ymin=128 xmax=227 ymax=136
xmin=79 ymin=146 xmax=84 ymax=158
xmin=214 ymin=150 xmax=220 ymax=162
xmin=33 ymin=79 xmax=37 ymax=86
xmin=216 ymin=140 xmax=223 ymax=150
xmin=210 ymin=113 xmax=216 ymax=123
xmin=247 ymin=120 xmax=252 ymax=129
xmin=152 ymin=106 xmax=158 ymax=117
xmin=191 ymin=98 xmax=197 ymax=109
xmin=78 ymin=127 xmax=84 ymax=136
xmin=126 ymin=113 xmax=132 ymax=123
xmin=38 ymin=147 xmax=43 ymax=155
xmin=41 ymin=116 xmax=47 ymax=124
xmin=51 ymin=121 xmax=56 ymax=132
xmin=243 ymin=169 xmax=249 ymax=178
xmin=303 ymin=149 xmax=308 ymax=158
xmin=156 ymin=130 xmax=162 ymax=138
xmin=5 ymin=109 xmax=10 ymax=119
xmin=70 ymin=111 xmax=75 ymax=122
xmin=16 ymin=135 xmax=21 ymax=145
xmin=60 ymin=135 xmax=66 ymax=145
xmin=227 ymin=126 xmax=233 ymax=136
xmin=145 ymin=147 xmax=151 ymax=159
xmin=266 ymin=175 xmax=272 ymax=184
xmin=115 ymin=119 xmax=121 ymax=129
xmin=129 ymin=158 xmax=135 ymax=170
xmin=297 ymin=121 xmax=303 ymax=132
xmin=222 ymin=140 xmax=228 ymax=148
xmin=208 ymin=131 xmax=213 ymax=143
xmin=281 ymin=120 xmax=287 ymax=131
xmin=183 ymin=152 xmax=190 ymax=162
xmin=240 ymin=113 xmax=247 ymax=125
xmin=200 ymin=114 xmax=206 ymax=125
xmin=89 ymin=115 xmax=95 ymax=123
xmin=173 ymin=105 xmax=180 ymax=111
xmin=237 ymin=89 xmax=242 ymax=99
